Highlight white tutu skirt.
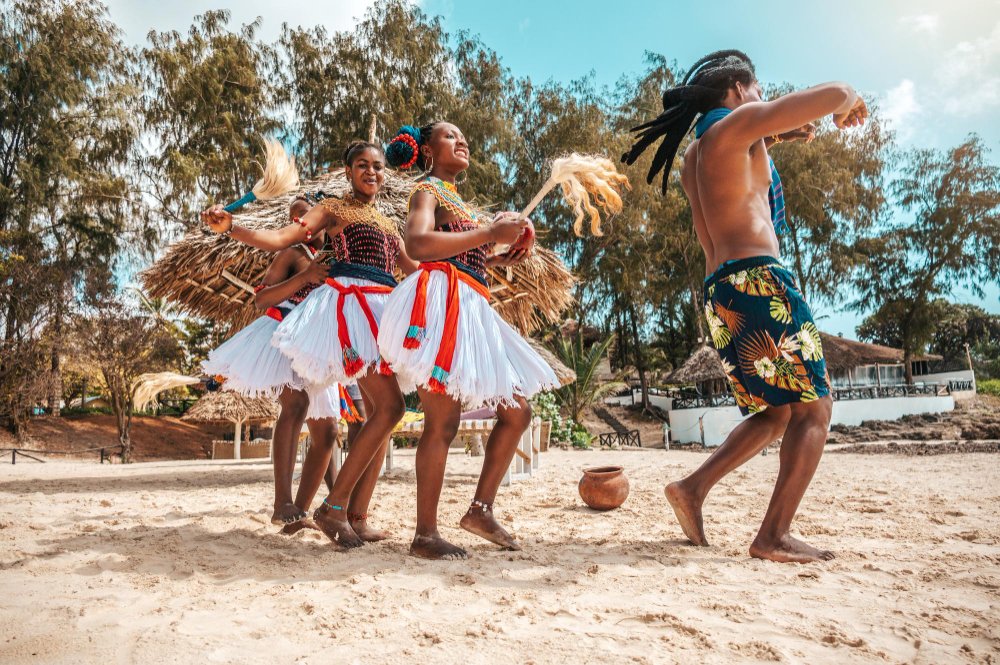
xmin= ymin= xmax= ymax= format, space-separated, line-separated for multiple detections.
xmin=377 ymin=269 xmax=559 ymax=408
xmin=203 ymin=314 xmax=303 ymax=397
xmin=273 ymin=277 xmax=391 ymax=386
xmin=304 ymin=383 xmax=341 ymax=421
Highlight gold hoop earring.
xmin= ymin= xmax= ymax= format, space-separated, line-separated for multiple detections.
xmin=422 ymin=155 xmax=434 ymax=176
xmin=455 ymin=170 xmax=468 ymax=186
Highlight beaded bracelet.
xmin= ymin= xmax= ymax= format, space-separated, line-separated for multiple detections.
xmin=293 ymin=216 xmax=313 ymax=241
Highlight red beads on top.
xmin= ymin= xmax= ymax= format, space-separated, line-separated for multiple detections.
xmin=390 ymin=133 xmax=420 ymax=170
xmin=293 ymin=216 xmax=313 ymax=241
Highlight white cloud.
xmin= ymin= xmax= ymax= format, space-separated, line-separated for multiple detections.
xmin=881 ymin=79 xmax=921 ymax=140
xmin=935 ymin=21 xmax=1000 ymax=115
xmin=899 ymin=13 xmax=940 ymax=36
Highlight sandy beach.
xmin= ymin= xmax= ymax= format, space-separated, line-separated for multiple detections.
xmin=1 ymin=447 xmax=998 ymax=664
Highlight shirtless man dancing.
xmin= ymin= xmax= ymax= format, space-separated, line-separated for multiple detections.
xmin=622 ymin=50 xmax=867 ymax=563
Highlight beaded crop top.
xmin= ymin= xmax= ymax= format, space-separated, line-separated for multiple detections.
xmin=320 ymin=195 xmax=400 ymax=275
xmin=409 ymin=177 xmax=492 ymax=280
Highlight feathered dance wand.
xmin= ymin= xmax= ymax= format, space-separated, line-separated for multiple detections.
xmin=519 ymin=153 xmax=630 ymax=237
xmin=223 ymin=139 xmax=299 ymax=212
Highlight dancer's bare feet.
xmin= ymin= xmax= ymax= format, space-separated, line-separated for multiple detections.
xmin=665 ymin=481 xmax=708 ymax=546
xmin=459 ymin=504 xmax=521 ymax=550
xmin=348 ymin=514 xmax=390 ymax=542
xmin=749 ymin=534 xmax=835 ymax=564
xmin=279 ymin=517 xmax=319 ymax=536
xmin=410 ymin=533 xmax=467 ymax=560
xmin=313 ymin=503 xmax=363 ymax=548
xmin=271 ymin=502 xmax=308 ymax=526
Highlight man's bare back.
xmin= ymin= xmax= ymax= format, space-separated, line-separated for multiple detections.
xmin=681 ymin=133 xmax=777 ymax=275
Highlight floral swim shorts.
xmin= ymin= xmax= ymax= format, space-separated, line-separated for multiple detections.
xmin=703 ymin=256 xmax=830 ymax=416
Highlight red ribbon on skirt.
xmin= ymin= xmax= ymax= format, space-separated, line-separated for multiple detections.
xmin=402 ymin=261 xmax=491 ymax=393
xmin=324 ymin=277 xmax=395 ymax=377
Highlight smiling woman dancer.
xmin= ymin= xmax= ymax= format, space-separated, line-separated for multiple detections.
xmin=202 ymin=141 xmax=416 ymax=548
xmin=380 ymin=121 xmax=559 ymax=560
xmin=202 ymin=197 xmax=339 ymax=530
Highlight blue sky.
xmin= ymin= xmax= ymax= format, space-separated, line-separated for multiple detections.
xmin=106 ymin=0 xmax=1000 ymax=336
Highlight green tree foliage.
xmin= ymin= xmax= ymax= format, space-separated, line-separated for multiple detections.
xmin=853 ymin=136 xmax=1000 ymax=382
xmin=0 ymin=0 xmax=142 ymax=433
xmin=70 ymin=299 xmax=182 ymax=462
xmin=551 ymin=334 xmax=625 ymax=422
xmin=140 ymin=10 xmax=281 ymax=226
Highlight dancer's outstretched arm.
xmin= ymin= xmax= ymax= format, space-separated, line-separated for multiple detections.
xmin=201 ymin=203 xmax=350 ymax=252
xmin=721 ymin=82 xmax=866 ymax=148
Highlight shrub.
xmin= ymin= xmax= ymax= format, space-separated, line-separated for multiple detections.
xmin=979 ymin=379 xmax=1000 ymax=397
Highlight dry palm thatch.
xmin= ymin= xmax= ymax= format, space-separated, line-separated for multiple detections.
xmin=526 ymin=338 xmax=576 ymax=387
xmin=181 ymin=391 xmax=278 ymax=424
xmin=666 ymin=344 xmax=726 ymax=384
xmin=133 ymin=372 xmax=200 ymax=412
xmin=142 ymin=169 xmax=575 ymax=333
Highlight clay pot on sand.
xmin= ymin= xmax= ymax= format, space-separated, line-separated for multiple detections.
xmin=578 ymin=466 xmax=629 ymax=511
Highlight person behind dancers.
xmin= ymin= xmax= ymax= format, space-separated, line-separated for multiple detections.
xmin=380 ymin=121 xmax=559 ymax=560
xmin=622 ymin=50 xmax=867 ymax=563
xmin=202 ymin=142 xmax=415 ymax=547
xmin=202 ymin=196 xmax=339 ymax=529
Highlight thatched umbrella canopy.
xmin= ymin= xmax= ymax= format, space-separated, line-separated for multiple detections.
xmin=142 ymin=170 xmax=574 ymax=334
xmin=182 ymin=391 xmax=278 ymax=460
xmin=527 ymin=338 xmax=576 ymax=387
xmin=666 ymin=344 xmax=725 ymax=384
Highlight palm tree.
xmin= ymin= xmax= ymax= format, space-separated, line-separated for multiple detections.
xmin=551 ymin=333 xmax=626 ymax=422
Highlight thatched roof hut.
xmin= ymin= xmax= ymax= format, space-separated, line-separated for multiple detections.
xmin=527 ymin=338 xmax=576 ymax=387
xmin=666 ymin=334 xmax=944 ymax=385
xmin=666 ymin=345 xmax=726 ymax=384
xmin=142 ymin=170 xmax=574 ymax=334
xmin=181 ymin=391 xmax=278 ymax=424
xmin=182 ymin=391 xmax=277 ymax=460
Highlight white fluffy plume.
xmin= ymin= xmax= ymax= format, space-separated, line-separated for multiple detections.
xmin=520 ymin=153 xmax=631 ymax=237
xmin=133 ymin=372 xmax=200 ymax=413
xmin=252 ymin=138 xmax=299 ymax=200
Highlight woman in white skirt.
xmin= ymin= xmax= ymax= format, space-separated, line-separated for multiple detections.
xmin=202 ymin=142 xmax=417 ymax=547
xmin=203 ymin=197 xmax=342 ymax=529
xmin=380 ymin=121 xmax=559 ymax=560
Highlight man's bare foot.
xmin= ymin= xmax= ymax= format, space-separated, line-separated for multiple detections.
xmin=271 ymin=502 xmax=307 ymax=526
xmin=749 ymin=534 xmax=835 ymax=564
xmin=410 ymin=534 xmax=467 ymax=560
xmin=313 ymin=504 xmax=363 ymax=548
xmin=348 ymin=515 xmax=390 ymax=542
xmin=665 ymin=481 xmax=708 ymax=546
xmin=459 ymin=507 xmax=521 ymax=551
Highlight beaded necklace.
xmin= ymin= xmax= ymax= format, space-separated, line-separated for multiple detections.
xmin=409 ymin=176 xmax=479 ymax=225
xmin=319 ymin=193 xmax=400 ymax=238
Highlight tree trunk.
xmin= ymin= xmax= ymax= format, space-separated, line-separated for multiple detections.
xmin=904 ymin=348 xmax=914 ymax=385
xmin=787 ymin=222 xmax=810 ymax=302
xmin=689 ymin=282 xmax=705 ymax=343
xmin=627 ymin=301 xmax=650 ymax=411
xmin=48 ymin=294 xmax=63 ymax=417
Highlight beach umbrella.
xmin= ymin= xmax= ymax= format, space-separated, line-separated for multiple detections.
xmin=181 ymin=391 xmax=278 ymax=460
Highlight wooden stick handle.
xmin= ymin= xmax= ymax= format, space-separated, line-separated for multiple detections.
xmin=519 ymin=177 xmax=557 ymax=219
